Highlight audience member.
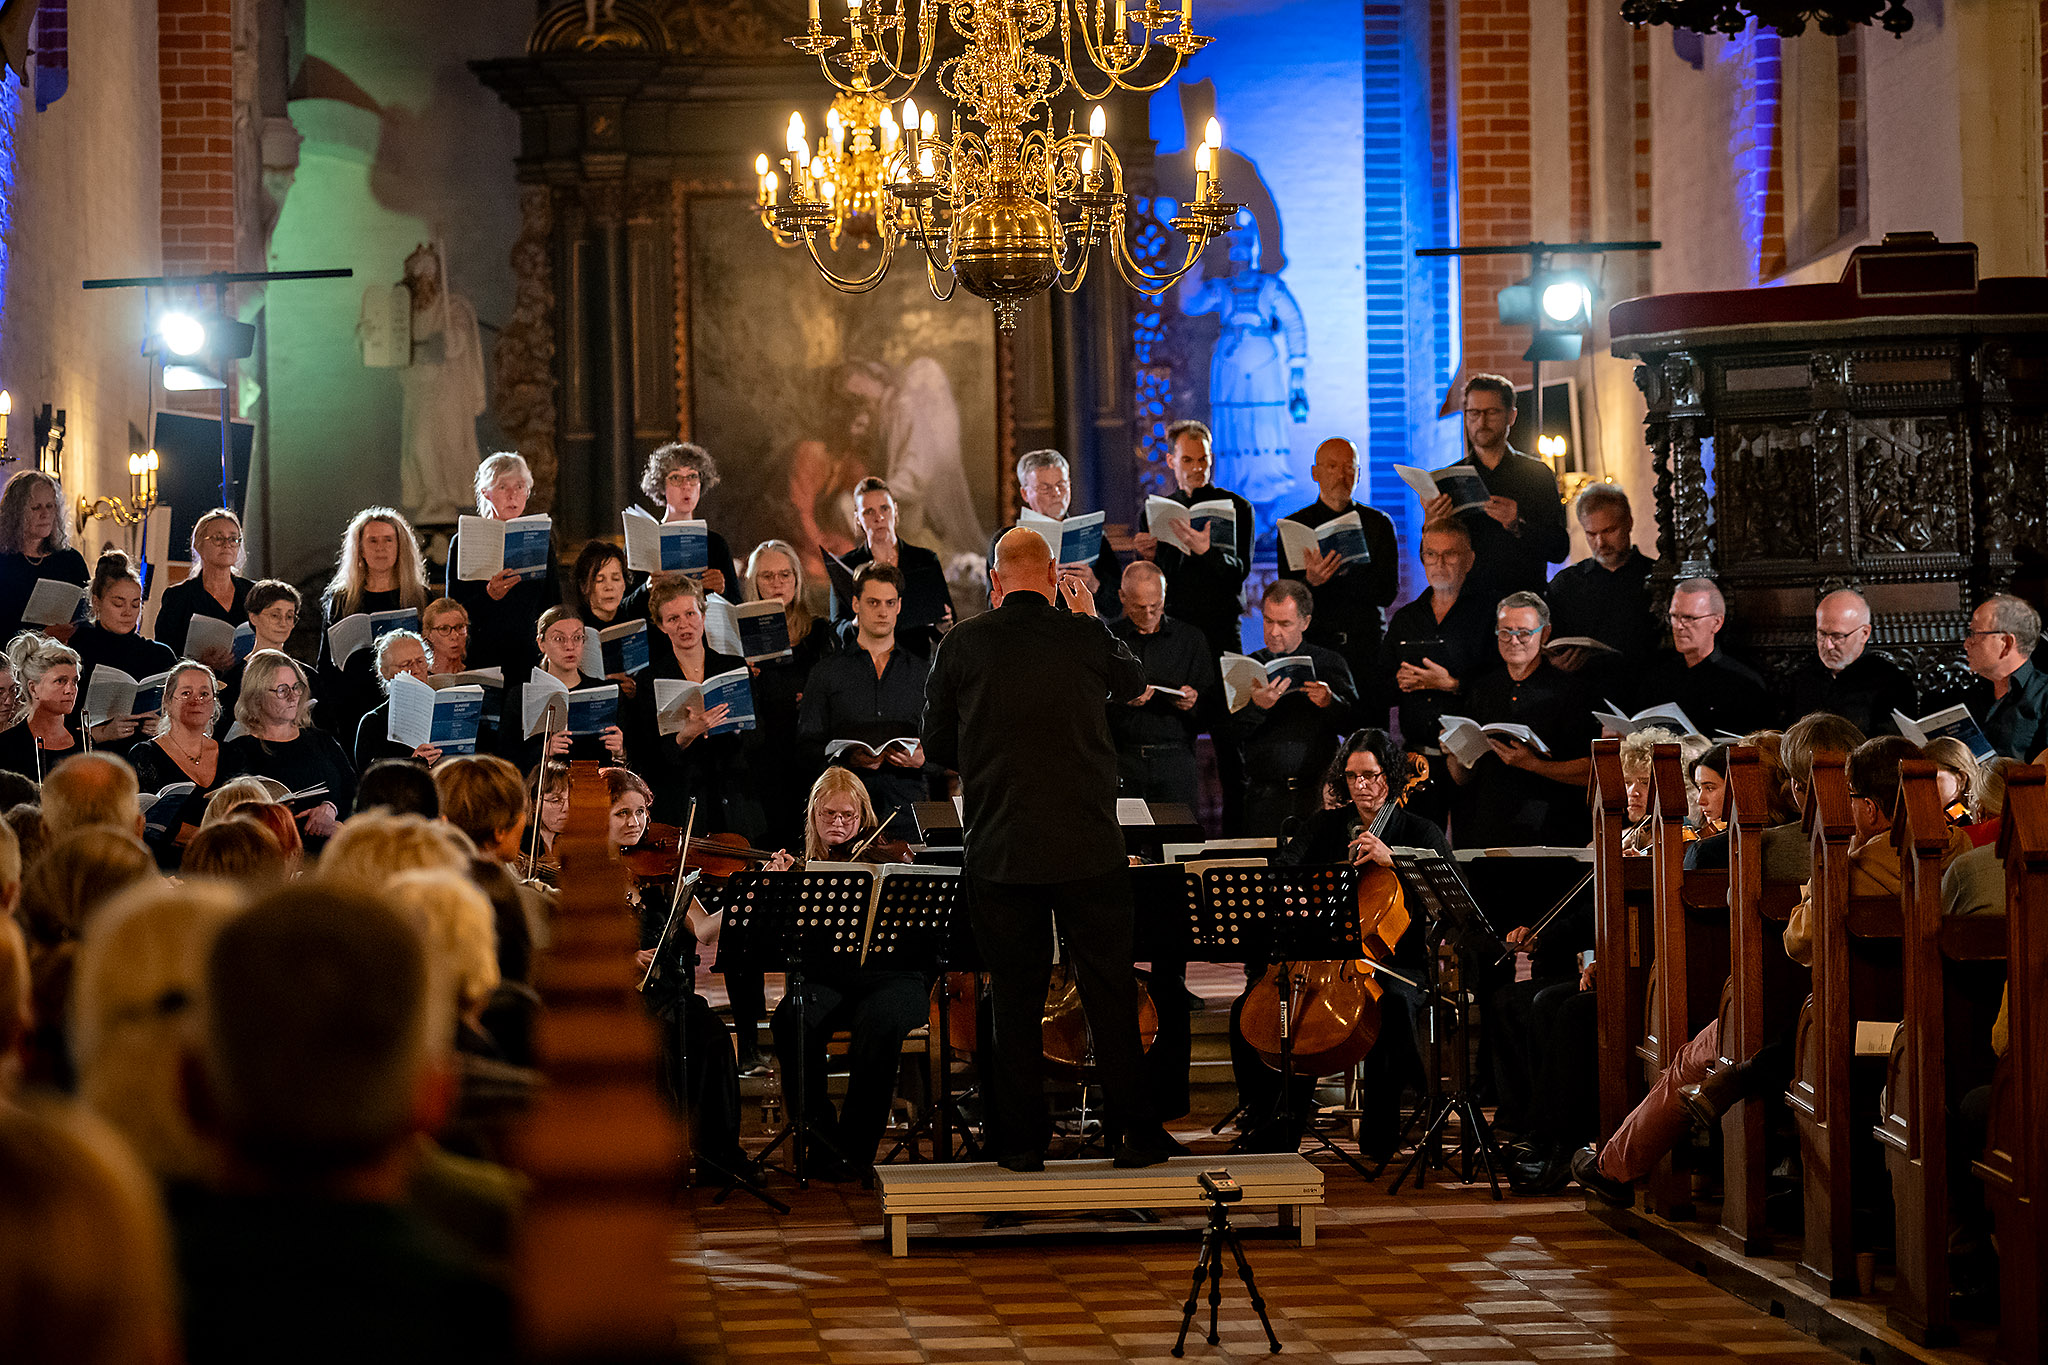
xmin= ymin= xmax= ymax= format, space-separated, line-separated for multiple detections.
xmin=1964 ymin=593 xmax=2048 ymax=760
xmin=181 ymin=818 xmax=292 ymax=884
xmin=1784 ymin=589 xmax=1912 ymax=735
xmin=6 ymin=802 xmax=45 ymax=870
xmin=39 ymin=752 xmax=143 ymax=839
xmin=0 ymin=916 xmax=25 ymax=1093
xmin=200 ymin=777 xmax=276 ymax=828
xmin=356 ymin=757 xmax=443 ymax=819
xmin=317 ymin=811 xmax=475 ymax=888
xmin=1237 ymin=580 xmax=1356 ymax=836
xmin=1921 ymin=735 xmax=1983 ymax=824
xmin=18 ymin=826 xmax=160 ymax=1089
xmin=1545 ymin=484 xmax=1658 ymax=668
xmin=1632 ymin=578 xmax=1771 ymax=735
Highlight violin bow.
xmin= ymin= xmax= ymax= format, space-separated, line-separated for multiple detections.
xmin=1495 ymin=866 xmax=1596 ymax=968
xmin=638 ymin=799 xmax=700 ymax=993
xmin=846 ymin=808 xmax=898 ymax=862
xmin=522 ymin=713 xmax=555 ymax=877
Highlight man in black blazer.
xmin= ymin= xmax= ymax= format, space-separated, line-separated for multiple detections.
xmin=922 ymin=528 xmax=1178 ymax=1171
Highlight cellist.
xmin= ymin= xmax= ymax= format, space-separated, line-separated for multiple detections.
xmin=1228 ymin=728 xmax=1452 ymax=1158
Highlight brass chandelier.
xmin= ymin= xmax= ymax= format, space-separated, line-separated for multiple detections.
xmin=752 ymin=0 xmax=1238 ymax=330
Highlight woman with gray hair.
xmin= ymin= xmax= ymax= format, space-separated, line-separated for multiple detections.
xmin=636 ymin=442 xmax=737 ymax=599
xmin=351 ymin=629 xmax=447 ymax=773
xmin=447 ymin=452 xmax=561 ymax=674
xmin=0 ymin=469 xmax=87 ymax=646
xmin=217 ymin=649 xmax=355 ymax=852
xmin=0 ymin=632 xmax=84 ymax=781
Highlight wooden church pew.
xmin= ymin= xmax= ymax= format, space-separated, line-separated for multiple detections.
xmin=1589 ymin=739 xmax=1655 ymax=1144
xmin=1878 ymin=761 xmax=2008 ymax=1344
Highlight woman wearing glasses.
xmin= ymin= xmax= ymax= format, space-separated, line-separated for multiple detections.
xmin=153 ymin=509 xmax=253 ymax=669
xmin=213 ymin=579 xmax=302 ymax=740
xmin=421 ymin=598 xmax=471 ymax=675
xmin=447 ymin=452 xmax=561 ymax=673
xmin=218 ymin=649 xmax=355 ymax=852
xmin=621 ymin=444 xmax=737 ymax=620
xmin=128 ymin=661 xmax=226 ymax=868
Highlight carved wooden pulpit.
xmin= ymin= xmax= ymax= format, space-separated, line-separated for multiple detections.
xmin=1610 ymin=234 xmax=2048 ymax=702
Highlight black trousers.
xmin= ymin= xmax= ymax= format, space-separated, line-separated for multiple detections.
xmin=770 ymin=968 xmax=927 ymax=1167
xmin=1229 ymin=981 xmax=1422 ymax=1155
xmin=968 ymin=868 xmax=1159 ymax=1156
xmin=1117 ymin=742 xmax=1202 ymax=812
xmin=1528 ymin=981 xmax=1599 ymax=1153
xmin=652 ymin=991 xmax=745 ymax=1168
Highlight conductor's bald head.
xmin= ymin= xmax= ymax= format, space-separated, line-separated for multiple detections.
xmin=991 ymin=526 xmax=1056 ymax=605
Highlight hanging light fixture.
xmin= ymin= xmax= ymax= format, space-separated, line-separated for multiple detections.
xmin=1617 ymin=0 xmax=1913 ymax=38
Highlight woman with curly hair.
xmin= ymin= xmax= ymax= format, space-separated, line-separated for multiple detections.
xmin=635 ymin=442 xmax=737 ymax=600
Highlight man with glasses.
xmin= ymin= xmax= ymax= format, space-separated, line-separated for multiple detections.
xmin=1421 ymin=374 xmax=1568 ymax=600
xmin=998 ymin=448 xmax=1124 ymax=617
xmin=1964 ymin=593 xmax=2048 ymax=760
xmin=1235 ymin=579 xmax=1356 ymax=837
xmin=1785 ymin=589 xmax=1911 ymax=736
xmin=1375 ymin=519 xmax=1497 ymax=829
xmin=1633 ymin=577 xmax=1770 ymax=736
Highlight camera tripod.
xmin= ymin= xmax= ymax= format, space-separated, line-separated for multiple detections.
xmin=1173 ymin=1171 xmax=1282 ymax=1356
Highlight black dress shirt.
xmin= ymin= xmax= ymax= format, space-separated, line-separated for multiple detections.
xmin=1442 ymin=447 xmax=1568 ymax=600
xmin=1633 ymin=645 xmax=1772 ymax=737
xmin=991 ymin=524 xmax=1125 ymax=618
xmin=1235 ymin=641 xmax=1357 ymax=788
xmin=446 ymin=531 xmax=562 ymax=674
xmin=1452 ymin=659 xmax=1597 ymax=848
xmin=0 ymin=548 xmax=88 ymax=643
xmin=923 ymin=591 xmax=1145 ymax=882
xmin=1784 ymin=651 xmax=1913 ymax=736
xmin=1376 ymin=587 xmax=1499 ymax=749
xmin=1544 ymin=548 xmax=1659 ymax=663
xmin=218 ymin=728 xmax=357 ymax=852
xmin=1154 ymin=484 xmax=1255 ymax=655
xmin=1975 ymin=660 xmax=2048 ymax=761
xmin=1107 ymin=616 xmax=1221 ymax=753
xmin=799 ymin=639 xmax=934 ymax=822
xmin=1275 ymin=497 xmax=1400 ymax=670
xmin=833 ymin=541 xmax=957 ymax=654
xmin=153 ymin=573 xmax=251 ymax=657
xmin=70 ymin=623 xmax=178 ymax=726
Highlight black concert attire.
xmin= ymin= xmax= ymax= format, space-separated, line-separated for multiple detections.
xmin=1440 ymin=446 xmax=1569 ymax=601
xmin=128 ymin=739 xmax=220 ymax=870
xmin=1451 ymin=658 xmax=1598 ymax=849
xmin=626 ymin=643 xmax=760 ymax=839
xmin=631 ymin=881 xmax=748 ymax=1176
xmin=218 ymin=726 xmax=357 ymax=855
xmin=747 ymin=619 xmax=830 ymax=851
xmin=315 ymin=587 xmax=416 ymax=753
xmin=1633 ymin=645 xmax=1772 ymax=738
xmin=1544 ymin=547 xmax=1659 ymax=666
xmin=0 ymin=547 xmax=88 ymax=643
xmin=990 ymin=525 xmax=1124 ymax=618
xmin=1973 ymin=660 xmax=2048 ymax=762
xmin=69 ymin=622 xmax=177 ymax=753
xmin=1275 ymin=496 xmax=1400 ymax=684
xmin=1157 ymin=483 xmax=1256 ymax=835
xmin=354 ymin=699 xmax=425 ymax=774
xmin=1375 ymin=586 xmax=1498 ymax=833
xmin=922 ymin=589 xmax=1167 ymax=1160
xmin=492 ymin=666 xmax=625 ymax=778
xmin=799 ymin=639 xmax=935 ymax=827
xmin=1229 ymin=802 xmax=1453 ymax=1156
xmin=832 ymin=541 xmax=956 ymax=651
xmin=0 ymin=720 xmax=79 ymax=782
xmin=1108 ymin=615 xmax=1221 ymax=811
xmin=446 ymin=530 xmax=562 ymax=674
xmin=1236 ymin=641 xmax=1357 ymax=837
xmin=152 ymin=572 xmax=251 ymax=657
xmin=1783 ymin=651 xmax=1912 ymax=736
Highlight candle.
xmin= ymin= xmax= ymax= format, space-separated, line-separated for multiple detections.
xmin=145 ymin=448 xmax=158 ymax=502
xmin=1205 ymin=115 xmax=1221 ymax=150
xmin=809 ymin=0 xmax=820 ymax=22
xmin=0 ymin=391 xmax=10 ymax=450
xmin=1194 ymin=141 xmax=1211 ymax=199
xmin=904 ymin=98 xmax=919 ymax=158
xmin=765 ymin=170 xmax=780 ymax=205
xmin=1181 ymin=0 xmax=1192 ymax=28
xmin=1115 ymin=0 xmax=1126 ymax=35
xmin=755 ymin=153 xmax=771 ymax=204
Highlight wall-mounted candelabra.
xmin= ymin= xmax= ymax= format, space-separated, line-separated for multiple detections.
xmin=77 ymin=448 xmax=159 ymax=532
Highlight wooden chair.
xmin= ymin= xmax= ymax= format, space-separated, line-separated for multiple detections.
xmin=1639 ymin=744 xmax=1729 ymax=1219
xmin=1589 ymin=739 xmax=1655 ymax=1145
xmin=1878 ymin=761 xmax=2008 ymax=1344
xmin=1980 ymin=767 xmax=2047 ymax=1365
xmin=1716 ymin=745 xmax=1809 ymax=1255
xmin=1789 ymin=755 xmax=1904 ymax=1296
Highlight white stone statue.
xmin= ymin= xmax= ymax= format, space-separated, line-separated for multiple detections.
xmin=388 ymin=242 xmax=484 ymax=526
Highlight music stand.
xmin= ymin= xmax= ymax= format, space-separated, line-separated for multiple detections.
xmin=862 ymin=869 xmax=967 ymax=1162
xmin=1379 ymin=848 xmax=1508 ymax=1199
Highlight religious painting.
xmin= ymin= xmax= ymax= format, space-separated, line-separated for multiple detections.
xmin=685 ymin=195 xmax=1000 ymax=604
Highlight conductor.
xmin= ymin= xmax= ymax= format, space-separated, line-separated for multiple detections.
xmin=923 ymin=528 xmax=1181 ymax=1171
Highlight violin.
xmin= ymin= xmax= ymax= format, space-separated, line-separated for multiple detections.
xmin=621 ymin=822 xmax=780 ymax=881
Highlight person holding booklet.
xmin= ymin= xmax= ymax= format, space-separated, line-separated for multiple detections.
xmin=127 ymin=661 xmax=226 ymax=869
xmin=1275 ymin=437 xmax=1399 ymax=685
xmin=1630 ymin=577 xmax=1771 ymax=738
xmin=830 ymin=477 xmax=955 ymax=651
xmin=1233 ymin=580 xmax=1356 ymax=837
xmin=632 ymin=442 xmax=738 ymax=601
xmin=314 ymin=507 xmax=432 ymax=749
xmin=627 ymin=580 xmax=758 ymax=836
xmin=214 ymin=580 xmax=302 ymax=741
xmin=1418 ymin=374 xmax=1568 ymax=600
xmin=1374 ymin=520 xmax=1496 ymax=830
xmin=1964 ymin=593 xmax=2048 ymax=760
xmin=152 ymin=509 xmax=253 ymax=669
xmin=217 ymin=650 xmax=355 ymax=853
xmin=1000 ymin=449 xmax=1123 ymax=617
xmin=801 ymin=562 xmax=934 ymax=827
xmin=0 ymin=470 xmax=88 ymax=646
xmin=69 ymin=553 xmax=176 ymax=750
xmin=0 ymin=633 xmax=87 ymax=780
xmin=1132 ymin=420 xmax=1254 ymax=657
xmin=743 ymin=540 xmax=830 ymax=851
xmin=447 ymin=453 xmax=561 ymax=673
xmin=352 ymin=630 xmax=449 ymax=772
xmin=496 ymin=606 xmax=627 ymax=775
xmin=1108 ymin=561 xmax=1219 ymax=812
xmin=1543 ymin=485 xmax=1659 ymax=673
xmin=1783 ymin=588 xmax=1912 ymax=736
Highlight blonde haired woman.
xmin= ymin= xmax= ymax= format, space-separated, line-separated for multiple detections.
xmin=0 ymin=469 xmax=87 ymax=645
xmin=127 ymin=661 xmax=225 ymax=868
xmin=747 ymin=539 xmax=828 ymax=850
xmin=315 ymin=506 xmax=432 ymax=745
xmin=217 ymin=650 xmax=355 ymax=850
xmin=154 ymin=508 xmax=253 ymax=667
xmin=448 ymin=452 xmax=561 ymax=673
xmin=316 ymin=810 xmax=474 ymax=888
xmin=0 ymin=632 xmax=84 ymax=780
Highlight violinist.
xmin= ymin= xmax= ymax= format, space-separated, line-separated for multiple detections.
xmin=760 ymin=768 xmax=926 ymax=1183
xmin=1229 ymin=729 xmax=1450 ymax=1159
xmin=522 ymin=760 xmax=571 ymax=880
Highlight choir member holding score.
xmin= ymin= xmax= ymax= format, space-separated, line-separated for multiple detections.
xmin=743 ymin=539 xmax=829 ymax=852
xmin=217 ymin=649 xmax=355 ymax=851
xmin=800 ymin=562 xmax=934 ymax=828
xmin=353 ymin=630 xmax=445 ymax=773
xmin=217 ymin=580 xmax=302 ymax=739
xmin=0 ymin=633 xmax=83 ymax=779
xmin=1275 ymin=437 xmax=1399 ymax=687
xmin=496 ymin=606 xmax=627 ymax=774
xmin=421 ymin=598 xmax=470 ymax=674
xmin=68 ymin=552 xmax=175 ymax=748
xmin=128 ymin=661 xmax=225 ymax=868
xmin=152 ymin=508 xmax=253 ymax=668
xmin=1376 ymin=518 xmax=1497 ymax=830
xmin=1783 ymin=588 xmax=1912 ymax=736
xmin=1630 ymin=577 xmax=1771 ymax=737
xmin=1425 ymin=373 xmax=1568 ymax=601
xmin=628 ymin=578 xmax=756 ymax=836
xmin=1002 ymin=448 xmax=1123 ymax=617
xmin=1108 ymin=561 xmax=1218 ymax=811
xmin=0 ymin=471 xmax=87 ymax=649
xmin=1235 ymin=579 xmax=1356 ymax=837
xmin=1543 ymin=485 xmax=1658 ymax=672
xmin=315 ymin=507 xmax=433 ymax=747
xmin=448 ymin=453 xmax=561 ymax=673
xmin=635 ymin=442 xmax=737 ymax=602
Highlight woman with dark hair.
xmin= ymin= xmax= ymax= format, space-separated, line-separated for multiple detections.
xmin=214 ymin=579 xmax=300 ymax=740
xmin=0 ymin=471 xmax=88 ymax=646
xmin=493 ymin=605 xmax=627 ymax=774
xmin=152 ymin=509 xmax=252 ymax=667
xmin=69 ymin=554 xmax=176 ymax=747
xmin=1681 ymin=742 xmax=1734 ymax=871
xmin=572 ymin=540 xmax=640 ymax=699
xmin=635 ymin=442 xmax=737 ymax=599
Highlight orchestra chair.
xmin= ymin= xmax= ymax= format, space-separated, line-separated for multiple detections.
xmin=1590 ymin=740 xmax=1656 ymax=1145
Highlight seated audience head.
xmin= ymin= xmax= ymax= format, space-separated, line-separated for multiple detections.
xmin=40 ymin=753 xmax=142 ymax=840
xmin=1331 ymin=729 xmax=1406 ymax=821
xmin=473 ymin=451 xmax=532 ymax=520
xmin=201 ymin=778 xmax=275 ymax=828
xmin=1965 ymin=593 xmax=2040 ymax=685
xmin=1494 ymin=590 xmax=1550 ymax=676
xmin=419 ymin=599 xmax=469 ymax=671
xmin=1574 ymin=484 xmax=1635 ymax=569
xmin=1617 ymin=727 xmax=1684 ymax=824
xmin=1737 ymin=729 xmax=1799 ymax=823
xmin=190 ymin=883 xmax=450 ymax=1188
xmin=6 ymin=631 xmax=80 ymax=723
xmin=373 ymin=630 xmax=429 ymax=694
xmin=87 ymin=553 xmax=144 ymax=635
xmin=1781 ymin=712 xmax=1866 ymax=812
xmin=228 ymin=802 xmax=303 ymax=871
xmin=318 ymin=812 xmax=473 ymax=889
xmin=1460 ymin=373 xmax=1517 ymax=457
xmin=326 ymin=507 xmax=429 ymax=614
xmin=0 ymin=769 xmax=35 ymax=811
xmin=1260 ymin=579 xmax=1314 ymax=654
xmin=1813 ymin=588 xmax=1873 ymax=674
xmin=0 ymin=1098 xmax=178 ymax=1365
xmin=1418 ymin=518 xmax=1474 ymax=596
xmin=5 ymin=804 xmax=44 ymax=870
xmin=640 ymin=441 xmax=718 ymax=521
xmin=19 ymin=828 xmax=158 ymax=949
xmin=181 ymin=818 xmax=290 ymax=884
xmin=1920 ymin=735 xmax=1983 ymax=817
xmin=990 ymin=526 xmax=1055 ymax=603
xmin=433 ymin=755 xmax=527 ymax=862
xmin=189 ymin=508 xmax=246 ymax=575
xmin=1975 ymin=756 xmax=2018 ymax=822
xmin=534 ymin=604 xmax=588 ymax=677
xmin=1016 ymin=449 xmax=1073 ymax=519
xmin=1164 ymin=419 xmax=1214 ymax=493
xmin=804 ymin=765 xmax=877 ymax=861
xmin=602 ymin=767 xmax=653 ymax=851
xmin=156 ymin=662 xmax=220 ymax=740
xmin=354 ymin=759 xmax=440 ymax=818
xmin=1311 ymin=437 xmax=1358 ymax=504
xmin=0 ymin=469 xmax=70 ymax=557
xmin=0 ymin=916 xmax=24 ymax=1087
xmin=233 ymin=650 xmax=313 ymax=734
xmin=1120 ymin=560 xmax=1167 ymax=632
xmin=852 ymin=561 xmax=905 ymax=640
xmin=70 ymin=880 xmax=245 ymax=1180
xmin=647 ymin=579 xmax=706 ymax=654
xmin=1666 ymin=577 xmax=1727 ymax=663
xmin=1846 ymin=734 xmax=1924 ymax=837
xmin=387 ymin=870 xmax=499 ymax=1029
xmin=242 ymin=578 xmax=302 ymax=653
xmin=573 ymin=540 xmax=631 ymax=622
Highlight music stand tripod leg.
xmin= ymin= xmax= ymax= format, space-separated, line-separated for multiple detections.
xmin=1173 ymin=1220 xmax=1220 ymax=1357
xmin=670 ymin=948 xmax=787 ymax=1214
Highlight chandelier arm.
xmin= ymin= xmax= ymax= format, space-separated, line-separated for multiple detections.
xmin=1060 ymin=2 xmax=1179 ymax=98
xmin=1108 ymin=228 xmax=1208 ymax=290
xmin=798 ymin=231 xmax=900 ymax=293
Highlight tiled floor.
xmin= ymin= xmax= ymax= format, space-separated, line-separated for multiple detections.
xmin=672 ymin=1163 xmax=1855 ymax=1363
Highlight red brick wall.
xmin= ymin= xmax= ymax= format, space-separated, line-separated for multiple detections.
xmin=1632 ymin=26 xmax=1652 ymax=297
xmin=1568 ymin=0 xmax=1589 ymax=239
xmin=158 ymin=0 xmax=235 ymax=278
xmin=1457 ymin=0 xmax=1534 ymax=379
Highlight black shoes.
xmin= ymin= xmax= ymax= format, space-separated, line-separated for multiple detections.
xmin=996 ymin=1149 xmax=1046 ymax=1173
xmin=1570 ymin=1145 xmax=1635 ymax=1208
xmin=1678 ymin=1059 xmax=1751 ymax=1134
xmin=1112 ymin=1129 xmax=1185 ymax=1169
xmin=1508 ymin=1145 xmax=1576 ymax=1196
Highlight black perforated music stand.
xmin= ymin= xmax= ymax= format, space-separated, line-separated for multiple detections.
xmin=862 ymin=870 xmax=973 ymax=1161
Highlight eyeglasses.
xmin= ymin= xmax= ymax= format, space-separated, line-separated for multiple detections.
xmin=1419 ymin=549 xmax=1464 ymax=564
xmin=1463 ymin=405 xmax=1509 ymax=418
xmin=427 ymin=623 xmax=469 ymax=635
xmin=201 ymin=533 xmax=243 ymax=547
xmin=1963 ymin=628 xmax=2010 ymax=641
xmin=262 ymin=682 xmax=304 ymax=698
xmin=1815 ymin=628 xmax=1866 ymax=645
xmin=1666 ymin=612 xmax=1718 ymax=625
xmin=1496 ymin=627 xmax=1540 ymax=641
xmin=666 ymin=470 xmax=703 ymax=486
xmin=1345 ymin=770 xmax=1388 ymax=786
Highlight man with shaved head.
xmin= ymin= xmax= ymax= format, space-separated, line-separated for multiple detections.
xmin=1631 ymin=577 xmax=1770 ymax=735
xmin=1784 ymin=588 xmax=1912 ymax=735
xmin=1276 ymin=437 xmax=1398 ymax=686
xmin=924 ymin=527 xmax=1181 ymax=1170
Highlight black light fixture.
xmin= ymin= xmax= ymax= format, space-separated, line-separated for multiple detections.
xmin=1497 ymin=265 xmax=1596 ymax=363
xmin=147 ymin=307 xmax=257 ymax=391
xmin=1618 ymin=0 xmax=1913 ymax=39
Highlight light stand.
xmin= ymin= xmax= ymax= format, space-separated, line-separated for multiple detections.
xmin=1172 ymin=1168 xmax=1281 ymax=1357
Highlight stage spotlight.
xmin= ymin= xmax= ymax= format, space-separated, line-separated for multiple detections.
xmin=158 ymin=311 xmax=208 ymax=357
xmin=1540 ymin=278 xmax=1593 ymax=327
xmin=161 ymin=362 xmax=227 ymax=392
